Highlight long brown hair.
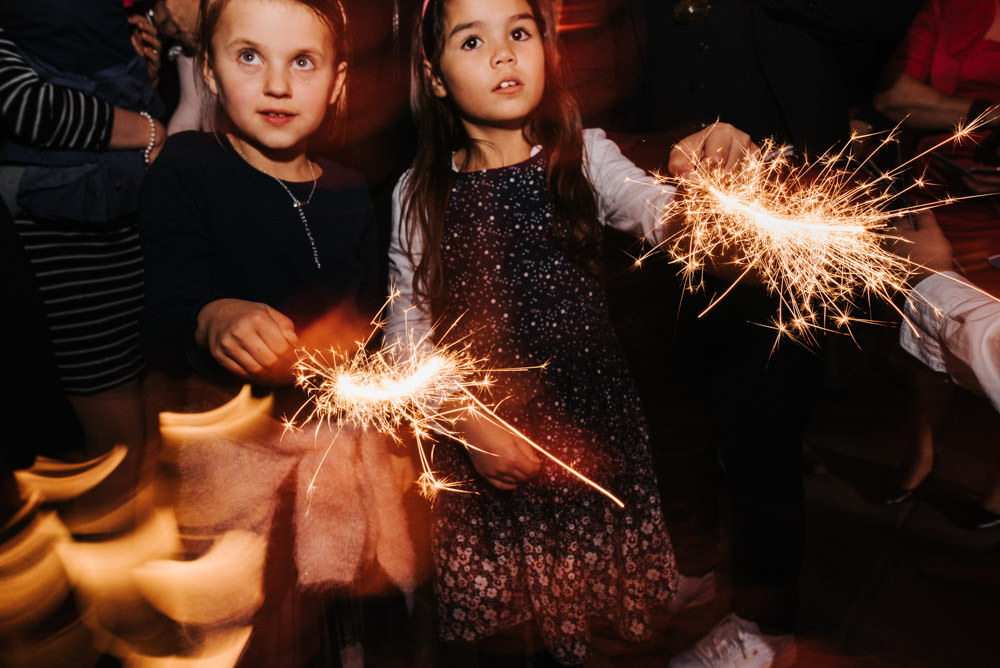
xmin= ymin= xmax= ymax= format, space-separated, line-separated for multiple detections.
xmin=403 ymin=0 xmax=601 ymax=313
xmin=195 ymin=0 xmax=350 ymax=147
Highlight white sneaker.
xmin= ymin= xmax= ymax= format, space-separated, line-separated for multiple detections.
xmin=668 ymin=613 xmax=795 ymax=668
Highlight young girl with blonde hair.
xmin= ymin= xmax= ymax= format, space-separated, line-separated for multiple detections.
xmin=140 ymin=1 xmax=401 ymax=665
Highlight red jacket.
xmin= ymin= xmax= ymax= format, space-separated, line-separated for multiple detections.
xmin=898 ymin=0 xmax=998 ymax=98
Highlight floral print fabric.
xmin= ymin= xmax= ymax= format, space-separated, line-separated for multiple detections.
xmin=431 ymin=153 xmax=678 ymax=664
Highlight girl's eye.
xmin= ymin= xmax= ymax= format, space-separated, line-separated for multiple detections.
xmin=292 ymin=56 xmax=315 ymax=70
xmin=511 ymin=27 xmax=532 ymax=41
xmin=238 ymin=49 xmax=260 ymax=65
xmin=460 ymin=36 xmax=482 ymax=50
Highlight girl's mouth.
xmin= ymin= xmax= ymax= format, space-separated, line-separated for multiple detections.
xmin=494 ymin=80 xmax=522 ymax=92
xmin=260 ymin=111 xmax=295 ymax=126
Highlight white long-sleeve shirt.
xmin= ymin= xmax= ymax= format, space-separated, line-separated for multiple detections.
xmin=900 ymin=271 xmax=1000 ymax=412
xmin=386 ymin=128 xmax=677 ymax=353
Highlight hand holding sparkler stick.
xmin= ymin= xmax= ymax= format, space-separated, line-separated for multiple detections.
xmin=641 ymin=112 xmax=998 ymax=347
xmin=196 ymin=297 xmax=299 ymax=384
xmin=458 ymin=411 xmax=541 ymax=491
xmin=667 ymin=122 xmax=758 ymax=177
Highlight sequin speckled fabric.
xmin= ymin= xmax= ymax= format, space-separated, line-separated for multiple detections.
xmin=431 ymin=153 xmax=678 ymax=664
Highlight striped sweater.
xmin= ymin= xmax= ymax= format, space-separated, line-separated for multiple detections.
xmin=0 ymin=28 xmax=113 ymax=151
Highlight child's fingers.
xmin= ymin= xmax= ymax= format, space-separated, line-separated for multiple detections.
xmin=509 ymin=441 xmax=542 ymax=478
xmin=265 ymin=305 xmax=299 ymax=346
xmin=493 ymin=455 xmax=541 ymax=488
xmin=702 ymin=125 xmax=754 ymax=169
xmin=670 ymin=123 xmax=757 ymax=175
xmin=213 ymin=350 xmax=253 ymax=379
xmin=500 ymin=464 xmax=536 ymax=483
xmin=254 ymin=320 xmax=295 ymax=360
xmin=667 ymin=133 xmax=705 ymax=175
xmin=216 ymin=333 xmax=274 ymax=375
xmin=212 ymin=312 xmax=296 ymax=375
xmin=484 ymin=475 xmax=518 ymax=491
xmin=719 ymin=140 xmax=742 ymax=169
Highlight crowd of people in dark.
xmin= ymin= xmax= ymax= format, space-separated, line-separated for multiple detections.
xmin=2 ymin=0 xmax=998 ymax=666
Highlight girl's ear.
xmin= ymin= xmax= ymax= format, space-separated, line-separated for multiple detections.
xmin=329 ymin=61 xmax=348 ymax=105
xmin=202 ymin=59 xmax=220 ymax=96
xmin=424 ymin=59 xmax=447 ymax=99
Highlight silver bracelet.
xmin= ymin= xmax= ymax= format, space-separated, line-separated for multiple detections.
xmin=140 ymin=110 xmax=156 ymax=166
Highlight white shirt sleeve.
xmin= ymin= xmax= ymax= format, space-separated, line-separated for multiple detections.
xmin=582 ymin=128 xmax=677 ymax=245
xmin=900 ymin=271 xmax=1000 ymax=412
xmin=385 ymin=172 xmax=434 ymax=358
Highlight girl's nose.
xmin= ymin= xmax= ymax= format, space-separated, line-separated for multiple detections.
xmin=492 ymin=46 xmax=515 ymax=67
xmin=264 ymin=67 xmax=291 ymax=97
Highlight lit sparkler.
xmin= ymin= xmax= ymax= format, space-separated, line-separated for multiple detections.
xmin=642 ymin=112 xmax=996 ymax=348
xmin=285 ymin=293 xmax=625 ymax=507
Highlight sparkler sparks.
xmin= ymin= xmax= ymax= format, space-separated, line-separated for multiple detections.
xmin=642 ymin=113 xmax=996 ymax=348
xmin=286 ymin=294 xmax=625 ymax=508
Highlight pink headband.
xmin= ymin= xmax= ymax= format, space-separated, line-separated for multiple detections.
xmin=420 ymin=0 xmax=432 ymax=59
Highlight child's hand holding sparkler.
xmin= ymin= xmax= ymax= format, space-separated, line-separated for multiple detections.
xmin=196 ymin=298 xmax=299 ymax=384
xmin=639 ymin=110 xmax=999 ymax=347
xmin=667 ymin=122 xmax=758 ymax=176
xmin=658 ymin=121 xmax=764 ymax=285
xmin=459 ymin=412 xmax=541 ymax=491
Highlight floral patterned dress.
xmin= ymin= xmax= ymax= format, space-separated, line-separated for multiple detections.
xmin=430 ymin=152 xmax=678 ymax=664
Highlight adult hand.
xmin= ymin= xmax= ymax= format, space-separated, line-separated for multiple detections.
xmin=892 ymin=211 xmax=954 ymax=276
xmin=128 ymin=13 xmax=162 ymax=87
xmin=196 ymin=298 xmax=299 ymax=384
xmin=668 ymin=122 xmax=757 ymax=176
xmin=460 ymin=414 xmax=541 ymax=490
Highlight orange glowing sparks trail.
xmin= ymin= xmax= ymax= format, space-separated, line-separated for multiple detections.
xmin=642 ymin=113 xmax=997 ymax=348
xmin=286 ymin=294 xmax=625 ymax=508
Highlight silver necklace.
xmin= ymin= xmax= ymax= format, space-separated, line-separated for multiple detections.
xmin=271 ymin=162 xmax=321 ymax=269
xmin=231 ymin=138 xmax=322 ymax=269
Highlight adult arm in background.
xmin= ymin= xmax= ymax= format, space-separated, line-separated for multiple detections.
xmin=873 ymin=0 xmax=1000 ymax=131
xmin=151 ymin=0 xmax=199 ymax=54
xmin=0 ymin=28 xmax=165 ymax=156
xmin=896 ymin=213 xmax=1000 ymax=412
xmin=874 ymin=71 xmax=1000 ymax=131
